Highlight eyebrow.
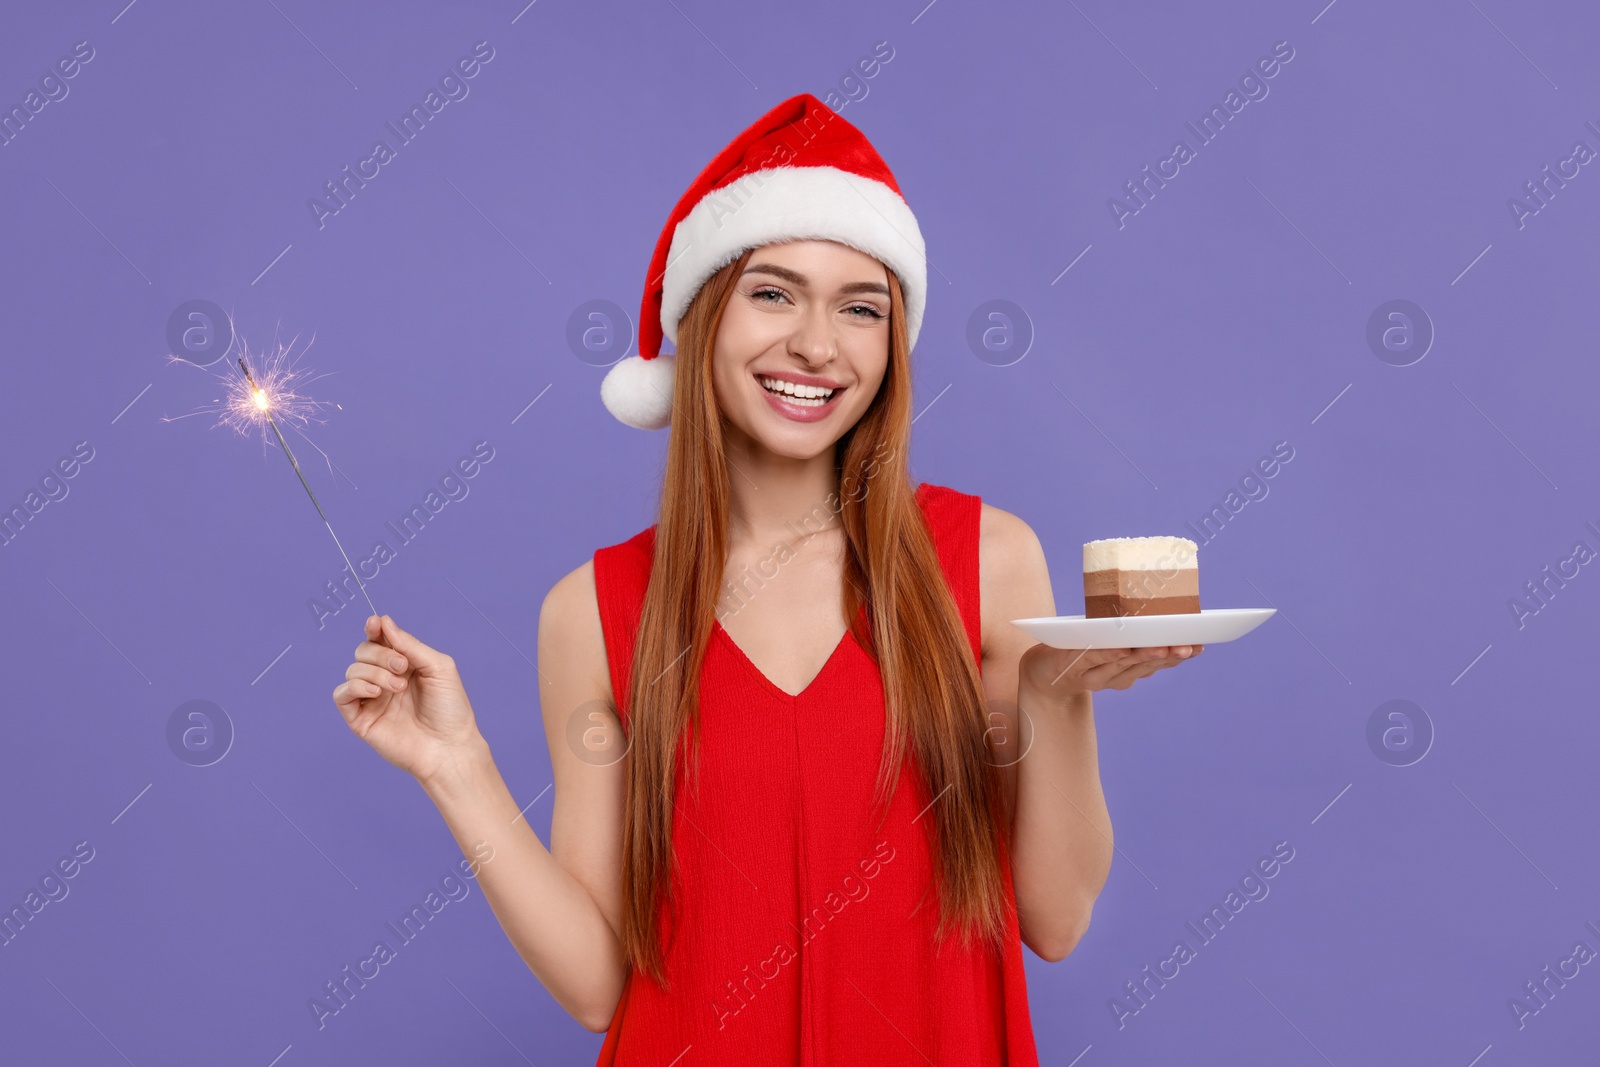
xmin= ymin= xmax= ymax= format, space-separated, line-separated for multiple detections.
xmin=742 ymin=262 xmax=890 ymax=298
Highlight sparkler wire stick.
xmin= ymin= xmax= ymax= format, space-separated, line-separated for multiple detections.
xmin=237 ymin=356 xmax=378 ymax=622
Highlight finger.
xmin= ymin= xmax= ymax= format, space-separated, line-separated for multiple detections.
xmin=378 ymin=615 xmax=452 ymax=674
xmin=1065 ymin=647 xmax=1142 ymax=672
xmin=1090 ymin=650 xmax=1191 ymax=690
xmin=1081 ymin=659 xmax=1137 ymax=689
xmin=366 ymin=614 xmax=382 ymax=641
xmin=355 ymin=640 xmax=409 ymax=673
xmin=1046 ymin=646 xmax=1154 ymax=691
xmin=1102 ymin=651 xmax=1171 ymax=682
xmin=1042 ymin=647 xmax=1122 ymax=685
xmin=346 ymin=661 xmax=406 ymax=691
xmin=1120 ymin=659 xmax=1168 ymax=685
xmin=332 ymin=678 xmax=382 ymax=720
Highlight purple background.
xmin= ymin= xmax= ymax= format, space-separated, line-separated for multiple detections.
xmin=2 ymin=1 xmax=1596 ymax=1064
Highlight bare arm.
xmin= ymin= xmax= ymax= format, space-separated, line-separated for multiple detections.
xmin=978 ymin=504 xmax=1197 ymax=963
xmin=332 ymin=560 xmax=629 ymax=1032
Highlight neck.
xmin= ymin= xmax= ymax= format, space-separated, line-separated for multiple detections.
xmin=722 ymin=425 xmax=843 ymax=551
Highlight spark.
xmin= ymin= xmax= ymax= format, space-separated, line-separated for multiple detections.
xmin=162 ymin=326 xmax=340 ymax=448
xmin=164 ymin=320 xmax=377 ymax=622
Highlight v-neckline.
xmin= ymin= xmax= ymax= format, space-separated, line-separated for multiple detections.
xmin=712 ymin=602 xmax=866 ymax=702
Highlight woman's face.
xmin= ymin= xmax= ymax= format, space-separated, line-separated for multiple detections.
xmin=710 ymin=239 xmax=891 ymax=461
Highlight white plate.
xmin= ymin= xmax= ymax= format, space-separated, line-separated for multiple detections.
xmin=1010 ymin=608 xmax=1276 ymax=649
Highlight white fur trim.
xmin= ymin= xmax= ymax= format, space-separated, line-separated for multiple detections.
xmin=661 ymin=166 xmax=925 ymax=353
xmin=599 ymin=353 xmax=676 ymax=430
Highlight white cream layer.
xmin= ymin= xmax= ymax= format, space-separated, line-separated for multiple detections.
xmin=1083 ymin=536 xmax=1199 ymax=572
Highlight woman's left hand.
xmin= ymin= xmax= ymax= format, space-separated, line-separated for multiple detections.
xmin=1018 ymin=642 xmax=1202 ymax=702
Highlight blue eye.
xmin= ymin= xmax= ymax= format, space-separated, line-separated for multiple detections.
xmin=749 ymin=287 xmax=883 ymax=319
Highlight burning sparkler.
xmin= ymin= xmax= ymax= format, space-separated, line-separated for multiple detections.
xmin=164 ymin=325 xmax=377 ymax=621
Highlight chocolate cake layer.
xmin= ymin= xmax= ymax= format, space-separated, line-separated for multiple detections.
xmin=1085 ymin=594 xmax=1202 ymax=619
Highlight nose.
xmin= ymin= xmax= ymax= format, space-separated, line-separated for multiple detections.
xmin=786 ymin=305 xmax=837 ymax=367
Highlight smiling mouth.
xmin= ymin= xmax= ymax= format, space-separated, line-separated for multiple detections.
xmin=756 ymin=374 xmax=841 ymax=408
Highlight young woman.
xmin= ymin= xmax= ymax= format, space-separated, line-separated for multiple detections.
xmin=332 ymin=95 xmax=1199 ymax=1064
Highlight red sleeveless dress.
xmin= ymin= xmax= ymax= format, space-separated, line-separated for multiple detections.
xmin=590 ymin=482 xmax=1039 ymax=1066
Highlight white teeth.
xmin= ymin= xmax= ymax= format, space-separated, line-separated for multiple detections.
xmin=759 ymin=375 xmax=836 ymax=403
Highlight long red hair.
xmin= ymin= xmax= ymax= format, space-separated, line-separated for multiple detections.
xmin=620 ymin=246 xmax=1009 ymax=985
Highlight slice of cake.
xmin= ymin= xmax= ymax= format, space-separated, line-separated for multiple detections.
xmin=1083 ymin=537 xmax=1200 ymax=618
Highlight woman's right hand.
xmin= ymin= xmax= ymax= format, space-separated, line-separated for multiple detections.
xmin=333 ymin=614 xmax=483 ymax=785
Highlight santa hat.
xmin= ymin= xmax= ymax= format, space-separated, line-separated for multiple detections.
xmin=600 ymin=92 xmax=927 ymax=430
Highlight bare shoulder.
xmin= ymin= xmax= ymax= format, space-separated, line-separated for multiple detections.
xmin=978 ymin=502 xmax=1050 ymax=591
xmin=540 ymin=556 xmax=599 ymax=631
xmin=538 ymin=558 xmax=614 ymax=716
xmin=978 ymin=502 xmax=1056 ymax=654
xmin=979 ymin=502 xmax=1045 ymax=566
xmin=543 ymin=555 xmax=596 ymax=603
